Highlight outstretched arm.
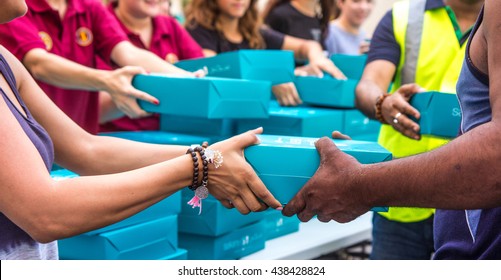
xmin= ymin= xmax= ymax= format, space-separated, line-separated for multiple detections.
xmin=284 ymin=2 xmax=501 ymax=222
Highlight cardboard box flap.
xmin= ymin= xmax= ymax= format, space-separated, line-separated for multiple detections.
xmin=330 ymin=54 xmax=367 ymax=80
xmin=208 ymin=79 xmax=271 ymax=119
xmin=102 ymin=216 xmax=177 ymax=252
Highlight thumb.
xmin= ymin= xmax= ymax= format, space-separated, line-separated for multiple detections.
xmin=315 ymin=137 xmax=341 ymax=164
xmin=237 ymin=127 xmax=263 ymax=147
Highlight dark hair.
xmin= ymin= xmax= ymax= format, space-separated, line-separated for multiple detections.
xmin=261 ymin=0 xmax=334 ymax=40
xmin=185 ymin=0 xmax=265 ymax=49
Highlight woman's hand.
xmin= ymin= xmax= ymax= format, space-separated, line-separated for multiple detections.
xmin=206 ymin=127 xmax=282 ymax=214
xmin=272 ymin=82 xmax=302 ymax=106
xmin=380 ymin=83 xmax=424 ymax=140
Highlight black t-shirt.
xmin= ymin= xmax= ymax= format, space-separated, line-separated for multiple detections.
xmin=187 ymin=24 xmax=285 ymax=53
xmin=265 ymin=2 xmax=322 ymax=44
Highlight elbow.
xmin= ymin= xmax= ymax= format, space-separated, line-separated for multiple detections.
xmin=24 ymin=216 xmax=66 ymax=244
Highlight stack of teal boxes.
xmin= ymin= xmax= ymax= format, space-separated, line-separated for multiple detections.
xmin=177 ymin=190 xmax=267 ymax=260
xmin=51 ymin=169 xmax=187 ymax=260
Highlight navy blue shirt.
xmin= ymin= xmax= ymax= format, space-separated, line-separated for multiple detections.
xmin=433 ymin=7 xmax=501 ymax=259
xmin=187 ymin=24 xmax=284 ymax=53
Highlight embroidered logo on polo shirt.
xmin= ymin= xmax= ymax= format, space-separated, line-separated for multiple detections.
xmin=75 ymin=27 xmax=93 ymax=47
xmin=38 ymin=31 xmax=53 ymax=51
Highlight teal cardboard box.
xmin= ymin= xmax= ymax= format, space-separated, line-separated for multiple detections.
xmin=178 ymin=190 xmax=265 ymax=237
xmin=263 ymin=209 xmax=300 ymax=240
xmin=99 ymin=131 xmax=210 ymax=145
xmin=179 ymin=220 xmax=266 ymax=260
xmin=244 ymin=135 xmax=390 ymax=211
xmin=58 ymin=215 xmax=178 ymax=260
xmin=160 ymin=115 xmax=236 ymax=141
xmin=410 ymin=91 xmax=461 ymax=138
xmin=50 ymin=169 xmax=181 ymax=235
xmin=134 ymin=74 xmax=271 ymax=119
xmin=343 ymin=109 xmax=381 ymax=141
xmin=175 ymin=50 xmax=295 ymax=85
xmin=159 ymin=248 xmax=188 ymax=260
xmin=295 ymin=75 xmax=359 ymax=108
xmin=331 ymin=54 xmax=367 ymax=80
xmin=236 ymin=105 xmax=345 ymax=138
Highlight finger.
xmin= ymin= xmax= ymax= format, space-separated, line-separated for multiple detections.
xmin=220 ymin=199 xmax=234 ymax=209
xmin=117 ymin=99 xmax=150 ymax=119
xmin=331 ymin=130 xmax=352 ymax=140
xmin=233 ymin=127 xmax=263 ymax=147
xmin=294 ymin=68 xmax=308 ymax=76
xmin=127 ymin=88 xmax=160 ymax=105
xmin=396 ymin=101 xmax=421 ymax=120
xmin=324 ymin=65 xmax=347 ymax=80
xmin=289 ymin=85 xmax=303 ymax=105
xmin=308 ymin=64 xmax=324 ymax=78
xmin=317 ymin=215 xmax=331 ymax=223
xmin=246 ymin=171 xmax=282 ymax=209
xmin=297 ymin=208 xmax=316 ymax=222
xmin=192 ymin=69 xmax=206 ymax=77
xmin=394 ymin=113 xmax=420 ymax=133
xmin=285 ymin=91 xmax=298 ymax=106
xmin=230 ymin=197 xmax=251 ymax=215
xmin=315 ymin=136 xmax=338 ymax=156
xmin=282 ymin=194 xmax=306 ymax=217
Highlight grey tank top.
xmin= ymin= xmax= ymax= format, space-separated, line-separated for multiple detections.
xmin=0 ymin=53 xmax=57 ymax=259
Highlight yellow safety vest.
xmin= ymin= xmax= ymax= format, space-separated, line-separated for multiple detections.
xmin=377 ymin=0 xmax=467 ymax=222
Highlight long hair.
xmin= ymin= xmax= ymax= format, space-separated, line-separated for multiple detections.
xmin=261 ymin=0 xmax=334 ymax=40
xmin=185 ymin=0 xmax=265 ymax=49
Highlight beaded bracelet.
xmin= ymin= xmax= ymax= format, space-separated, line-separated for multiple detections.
xmin=185 ymin=142 xmax=212 ymax=214
xmin=374 ymin=93 xmax=390 ymax=124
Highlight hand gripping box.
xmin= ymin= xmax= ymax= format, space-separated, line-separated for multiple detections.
xmin=99 ymin=131 xmax=210 ymax=146
xmin=178 ymin=220 xmax=266 ymax=260
xmin=178 ymin=190 xmax=266 ymax=237
xmin=236 ymin=105 xmax=345 ymax=138
xmin=244 ymin=135 xmax=390 ymax=211
xmin=295 ymin=75 xmax=359 ymax=108
xmin=133 ymin=74 xmax=271 ymax=119
xmin=175 ymin=50 xmax=295 ymax=85
xmin=330 ymin=54 xmax=367 ymax=80
xmin=58 ymin=215 xmax=178 ymax=260
xmin=50 ymin=169 xmax=181 ymax=235
xmin=410 ymin=91 xmax=461 ymax=138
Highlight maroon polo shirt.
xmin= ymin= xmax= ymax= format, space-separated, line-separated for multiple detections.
xmin=0 ymin=0 xmax=128 ymax=134
xmin=99 ymin=3 xmax=204 ymax=132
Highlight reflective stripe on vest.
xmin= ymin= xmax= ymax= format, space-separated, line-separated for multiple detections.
xmin=377 ymin=0 xmax=466 ymax=223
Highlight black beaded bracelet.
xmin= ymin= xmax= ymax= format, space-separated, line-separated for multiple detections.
xmin=186 ymin=146 xmax=206 ymax=191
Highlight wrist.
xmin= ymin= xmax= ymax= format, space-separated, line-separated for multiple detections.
xmin=374 ymin=93 xmax=390 ymax=124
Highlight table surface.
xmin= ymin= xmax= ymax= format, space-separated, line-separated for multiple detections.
xmin=242 ymin=212 xmax=373 ymax=260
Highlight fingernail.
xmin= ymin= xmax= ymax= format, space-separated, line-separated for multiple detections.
xmin=153 ymin=100 xmax=160 ymax=105
xmin=276 ymin=207 xmax=283 ymax=211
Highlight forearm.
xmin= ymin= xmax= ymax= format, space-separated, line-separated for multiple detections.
xmin=98 ymin=91 xmax=124 ymax=123
xmin=56 ymin=133 xmax=188 ymax=176
xmin=30 ymin=154 xmax=194 ymax=242
xmin=112 ymin=42 xmax=192 ymax=75
xmin=24 ymin=49 xmax=108 ymax=92
xmin=360 ymin=122 xmax=501 ymax=210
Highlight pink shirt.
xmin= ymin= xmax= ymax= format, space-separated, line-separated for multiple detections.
xmin=0 ymin=0 xmax=128 ymax=134
xmin=99 ymin=3 xmax=204 ymax=132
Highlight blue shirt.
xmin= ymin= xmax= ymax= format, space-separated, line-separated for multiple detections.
xmin=0 ymin=54 xmax=56 ymax=259
xmin=433 ymin=7 xmax=501 ymax=259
